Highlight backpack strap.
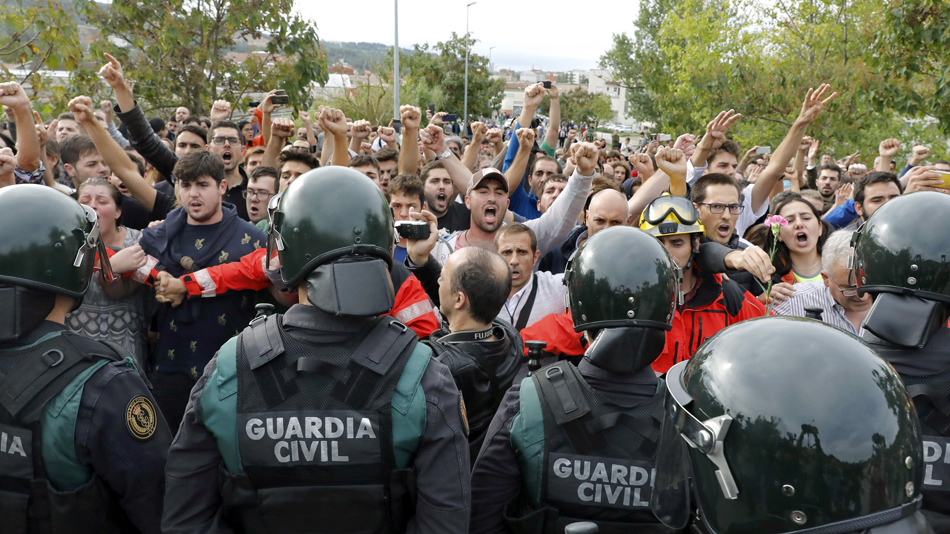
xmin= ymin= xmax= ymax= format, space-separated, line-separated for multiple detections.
xmin=330 ymin=318 xmax=417 ymax=408
xmin=0 ymin=333 xmax=119 ymax=423
xmin=240 ymin=314 xmax=296 ymax=408
xmin=532 ymin=362 xmax=605 ymax=454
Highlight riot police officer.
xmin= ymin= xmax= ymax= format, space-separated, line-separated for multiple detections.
xmin=852 ymin=191 xmax=950 ymax=532
xmin=470 ymin=226 xmax=683 ymax=534
xmin=162 ymin=166 xmax=471 ymax=533
xmin=0 ymin=185 xmax=171 ymax=534
xmin=650 ymin=317 xmax=932 ymax=534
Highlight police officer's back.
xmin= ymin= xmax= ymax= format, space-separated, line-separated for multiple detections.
xmin=852 ymin=191 xmax=950 ymax=532
xmin=470 ymin=226 xmax=682 ymax=534
xmin=162 ymin=167 xmax=471 ymax=533
xmin=0 ymin=185 xmax=171 ymax=534
xmin=651 ymin=317 xmax=932 ymax=534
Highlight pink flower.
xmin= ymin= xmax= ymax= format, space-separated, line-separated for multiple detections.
xmin=765 ymin=215 xmax=789 ymax=228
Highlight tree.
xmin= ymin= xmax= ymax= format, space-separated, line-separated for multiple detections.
xmin=0 ymin=0 xmax=91 ymax=114
xmin=78 ymin=0 xmax=327 ymax=116
xmin=866 ymin=0 xmax=950 ymax=132
xmin=395 ymin=33 xmax=504 ymax=119
xmin=559 ymin=88 xmax=614 ymax=128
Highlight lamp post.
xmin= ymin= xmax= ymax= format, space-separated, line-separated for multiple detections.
xmin=463 ymin=1 xmax=476 ymax=131
xmin=489 ymin=45 xmax=495 ymax=73
xmin=393 ymin=0 xmax=400 ymax=122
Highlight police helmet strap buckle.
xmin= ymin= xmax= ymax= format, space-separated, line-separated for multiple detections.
xmin=667 ymin=362 xmax=739 ymax=500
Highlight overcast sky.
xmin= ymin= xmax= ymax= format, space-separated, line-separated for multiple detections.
xmin=294 ymin=1 xmax=640 ymax=72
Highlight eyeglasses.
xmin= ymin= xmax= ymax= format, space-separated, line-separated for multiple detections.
xmin=211 ymin=136 xmax=240 ymax=145
xmin=696 ymin=203 xmax=744 ymax=215
xmin=242 ymin=188 xmax=275 ymax=200
xmin=829 ymin=277 xmax=860 ymax=297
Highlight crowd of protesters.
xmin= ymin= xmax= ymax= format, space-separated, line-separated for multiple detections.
xmin=1 ymin=49 xmax=949 ymax=533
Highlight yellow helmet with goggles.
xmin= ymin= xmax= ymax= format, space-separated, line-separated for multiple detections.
xmin=639 ymin=194 xmax=705 ymax=237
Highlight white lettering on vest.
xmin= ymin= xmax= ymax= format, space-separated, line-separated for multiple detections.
xmin=246 ymin=419 xmax=265 ymax=440
xmin=0 ymin=431 xmax=26 ymax=457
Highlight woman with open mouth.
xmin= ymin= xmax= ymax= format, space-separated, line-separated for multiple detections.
xmin=762 ymin=193 xmax=831 ymax=306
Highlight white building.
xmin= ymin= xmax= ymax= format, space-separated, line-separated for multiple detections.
xmin=587 ymin=69 xmax=635 ymax=126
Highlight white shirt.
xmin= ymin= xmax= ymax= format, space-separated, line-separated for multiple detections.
xmin=772 ymin=281 xmax=867 ymax=336
xmin=496 ymin=271 xmax=567 ymax=329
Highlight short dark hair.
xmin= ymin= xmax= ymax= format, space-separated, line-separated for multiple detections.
xmin=692 ymin=173 xmax=742 ymax=204
xmin=707 ymin=139 xmax=741 ymax=166
xmin=57 ymin=111 xmax=76 ymax=122
xmin=374 ymin=147 xmax=399 ymax=164
xmin=420 ymin=160 xmax=446 ymax=182
xmin=818 ymin=163 xmax=842 ymax=179
xmin=530 ymin=154 xmax=563 ymax=175
xmin=450 ymin=248 xmax=511 ymax=324
xmin=176 ymin=124 xmax=208 ymax=143
xmin=935 ymin=160 xmax=949 ymax=167
xmin=123 ymin=148 xmax=147 ymax=177
xmin=277 ymin=148 xmax=319 ymax=175
xmin=244 ymin=146 xmax=266 ymax=161
xmin=60 ymin=134 xmax=98 ymax=166
xmin=348 ymin=154 xmax=380 ymax=174
xmin=495 ymin=222 xmax=538 ymax=253
xmin=173 ymin=149 xmax=225 ymax=185
xmin=182 ymin=116 xmax=201 ymax=126
xmin=854 ymin=172 xmax=902 ymax=206
xmin=539 ymin=173 xmax=568 ymax=195
xmin=250 ymin=166 xmax=279 ymax=193
xmin=388 ymin=174 xmax=425 ymax=206
xmin=77 ymin=177 xmax=123 ymax=210
xmin=209 ymin=120 xmax=242 ymax=145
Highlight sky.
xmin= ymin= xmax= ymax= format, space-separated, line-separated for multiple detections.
xmin=294 ymin=0 xmax=640 ymax=72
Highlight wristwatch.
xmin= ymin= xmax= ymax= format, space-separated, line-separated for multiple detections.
xmin=434 ymin=148 xmax=453 ymax=160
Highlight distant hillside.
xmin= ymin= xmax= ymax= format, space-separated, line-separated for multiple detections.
xmin=321 ymin=41 xmax=414 ymax=72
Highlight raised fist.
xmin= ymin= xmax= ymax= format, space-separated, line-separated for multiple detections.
xmin=571 ymin=142 xmax=598 ymax=176
xmin=516 ymin=127 xmax=535 ymax=147
xmin=878 ymin=138 xmax=900 ymax=158
xmin=400 ymin=105 xmax=422 ymax=130
xmin=271 ymin=118 xmax=295 ymax=139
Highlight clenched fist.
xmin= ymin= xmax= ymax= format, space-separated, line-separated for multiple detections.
xmin=571 ymin=142 xmax=598 ymax=176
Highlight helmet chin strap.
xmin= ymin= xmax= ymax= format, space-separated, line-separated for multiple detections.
xmin=670 ymin=238 xmax=700 ymax=306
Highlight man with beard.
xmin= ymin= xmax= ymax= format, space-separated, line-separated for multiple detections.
xmin=421 ymin=160 xmax=472 ymax=233
xmin=815 ymin=163 xmax=842 ymax=212
xmin=138 ymin=149 xmax=265 ymax=431
xmin=418 ymin=124 xmax=596 ymax=266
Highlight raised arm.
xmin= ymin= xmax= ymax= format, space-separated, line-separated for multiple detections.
xmin=791 ymin=137 xmax=811 ymax=193
xmin=262 ymin=118 xmax=294 ymax=169
xmin=420 ymin=124 xmax=472 ymax=194
xmin=655 ymin=147 xmax=688 ymax=197
xmin=258 ymin=90 xmax=277 ymax=146
xmin=69 ymin=96 xmax=157 ymax=210
xmin=317 ymin=106 xmax=351 ymax=168
xmin=527 ymin=142 xmax=597 ymax=256
xmin=689 ymin=110 xmax=741 ymax=183
xmin=461 ymin=122 xmax=487 ymax=171
xmin=505 ymin=128 xmax=536 ymax=194
xmin=0 ymin=82 xmax=39 ymax=172
xmin=544 ymin=84 xmax=561 ymax=150
xmin=350 ymin=120 xmax=371 ymax=154
xmin=398 ymin=105 xmax=422 ymax=175
xmin=877 ymin=138 xmax=900 ymax=172
xmin=751 ymin=84 xmax=837 ymax=211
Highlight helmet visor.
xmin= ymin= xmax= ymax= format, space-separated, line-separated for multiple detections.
xmin=643 ymin=196 xmax=700 ymax=226
xmin=651 ymin=361 xmax=739 ymax=529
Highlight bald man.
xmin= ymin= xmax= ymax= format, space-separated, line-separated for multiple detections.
xmin=538 ymin=188 xmax=632 ymax=274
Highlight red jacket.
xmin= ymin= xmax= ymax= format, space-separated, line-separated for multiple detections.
xmin=520 ymin=273 xmax=765 ymax=374
xmin=180 ymin=248 xmax=439 ymax=338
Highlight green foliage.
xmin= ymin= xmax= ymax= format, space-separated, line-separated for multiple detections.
xmin=559 ymin=87 xmax=614 ymax=128
xmin=599 ymin=0 xmax=949 ymax=158
xmin=78 ymin=0 xmax=327 ymax=116
xmin=391 ymin=33 xmax=504 ymax=119
xmin=866 ymin=0 xmax=950 ymax=131
xmin=322 ymin=41 xmax=414 ymax=72
xmin=0 ymin=0 xmax=89 ymax=115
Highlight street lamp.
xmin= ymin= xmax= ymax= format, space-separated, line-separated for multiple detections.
xmin=393 ymin=0 xmax=400 ymax=122
xmin=463 ymin=1 xmax=476 ymax=132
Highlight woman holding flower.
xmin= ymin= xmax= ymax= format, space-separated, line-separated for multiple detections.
xmin=761 ymin=194 xmax=832 ymax=307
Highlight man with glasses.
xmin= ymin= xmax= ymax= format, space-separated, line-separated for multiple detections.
xmin=244 ymin=166 xmax=277 ymax=225
xmin=207 ymin=121 xmax=250 ymax=220
xmin=772 ymin=231 xmax=871 ymax=334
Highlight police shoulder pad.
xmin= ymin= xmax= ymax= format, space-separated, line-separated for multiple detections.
xmin=126 ymin=396 xmax=158 ymax=440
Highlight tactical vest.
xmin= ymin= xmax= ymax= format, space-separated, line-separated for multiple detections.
xmin=507 ymin=361 xmax=679 ymax=534
xmin=220 ymin=314 xmax=421 ymax=534
xmin=0 ymin=331 xmax=126 ymax=534
xmin=869 ymin=329 xmax=950 ymax=518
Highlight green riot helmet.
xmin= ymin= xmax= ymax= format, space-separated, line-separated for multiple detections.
xmin=852 ymin=191 xmax=950 ymax=347
xmin=0 ymin=185 xmax=112 ymax=340
xmin=563 ymin=226 xmax=678 ymax=374
xmin=852 ymin=191 xmax=950 ymax=305
xmin=270 ymin=166 xmax=396 ymax=316
xmin=651 ymin=317 xmax=923 ymax=534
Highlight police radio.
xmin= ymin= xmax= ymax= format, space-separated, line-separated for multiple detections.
xmin=525 ymin=340 xmax=547 ymax=376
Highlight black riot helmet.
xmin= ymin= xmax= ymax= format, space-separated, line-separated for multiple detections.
xmin=852 ymin=191 xmax=950 ymax=347
xmin=0 ymin=185 xmax=112 ymax=340
xmin=563 ymin=226 xmax=678 ymax=373
xmin=651 ymin=317 xmax=923 ymax=534
xmin=269 ymin=166 xmax=397 ymax=316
